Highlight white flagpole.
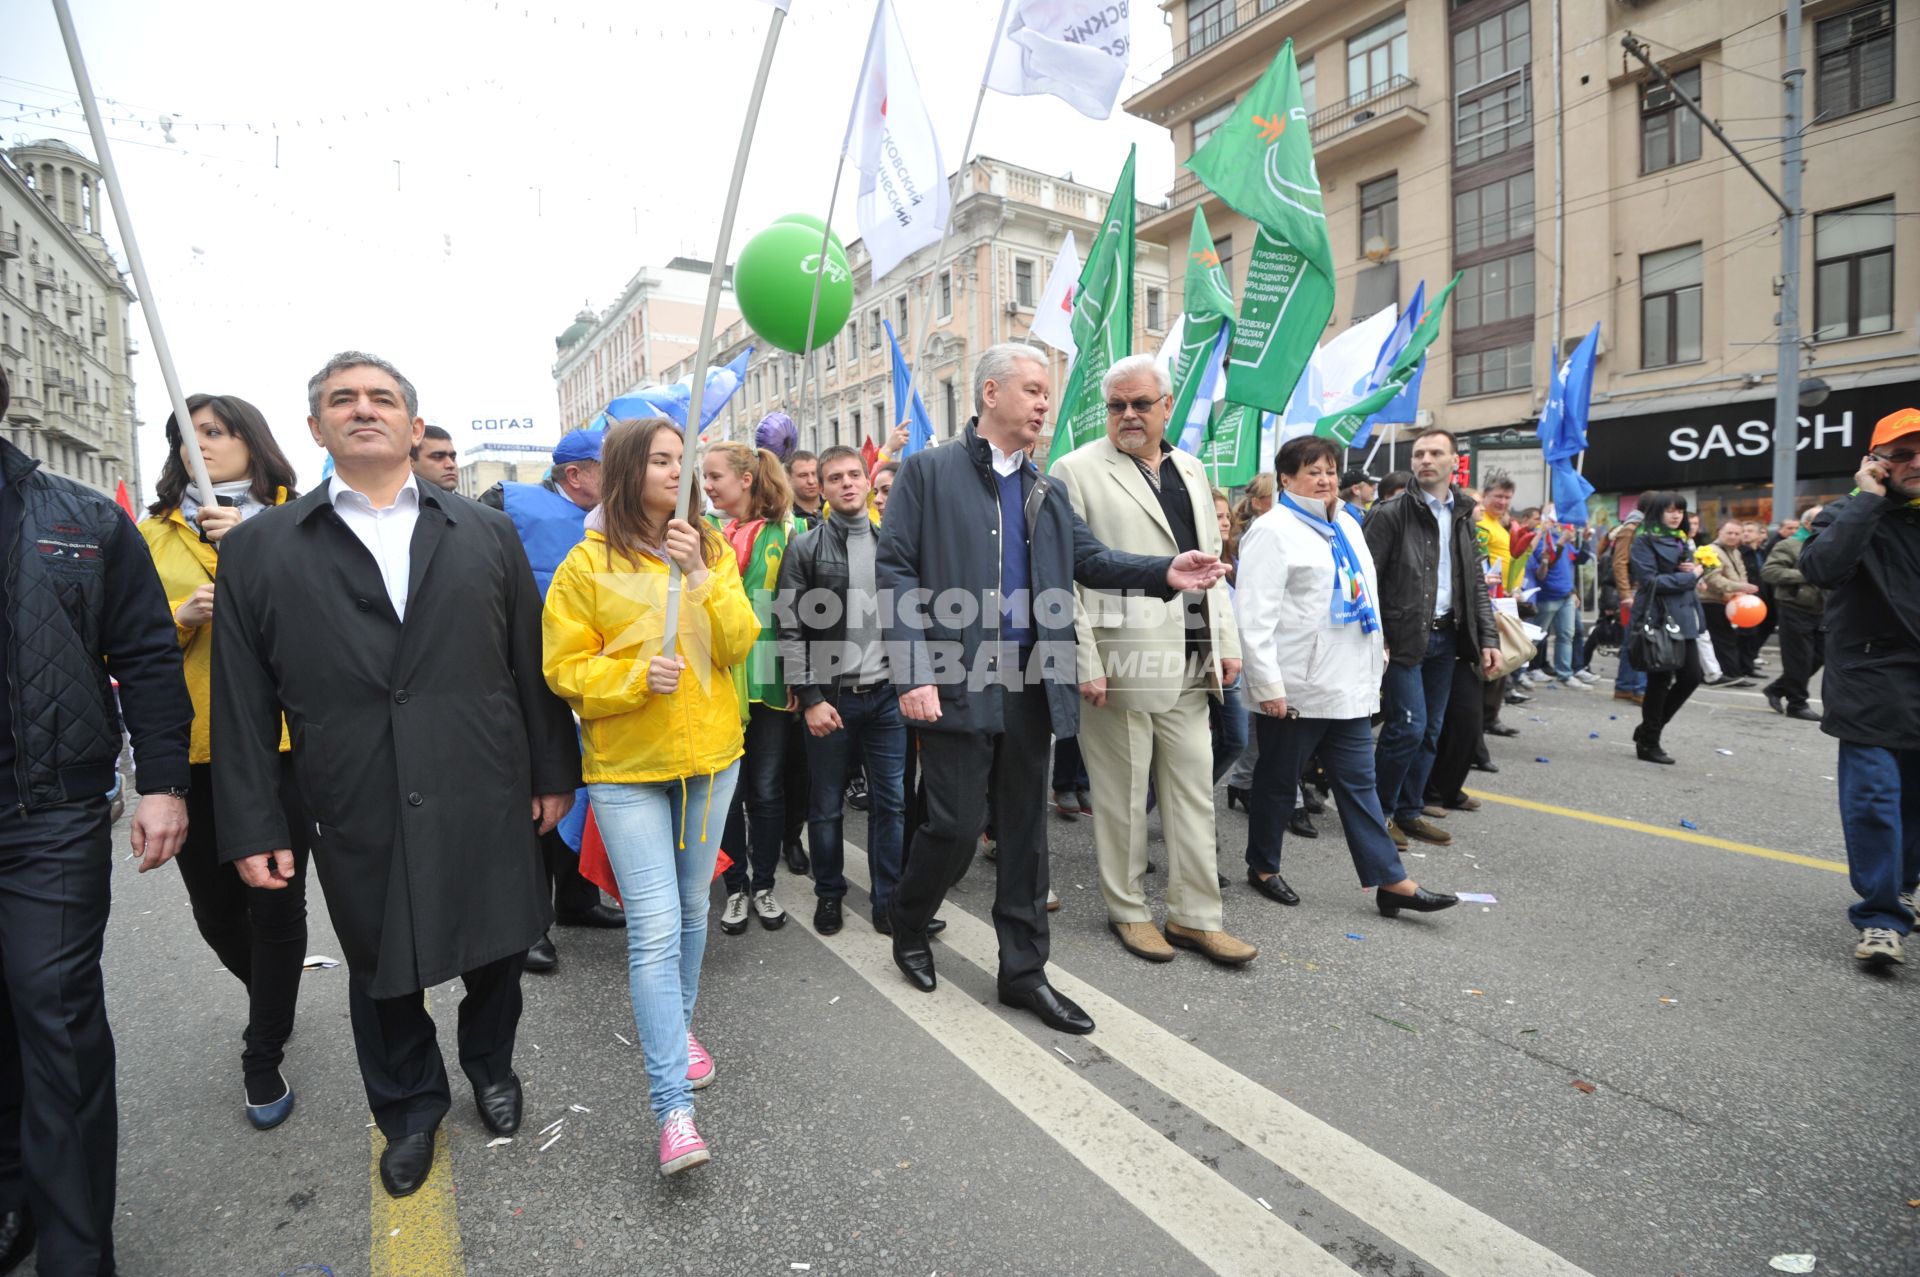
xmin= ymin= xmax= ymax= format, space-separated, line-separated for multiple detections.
xmin=664 ymin=5 xmax=787 ymax=647
xmin=910 ymin=0 xmax=1015 ymax=404
xmin=1361 ymin=431 xmax=1388 ymax=476
xmin=50 ymin=0 xmax=214 ymax=509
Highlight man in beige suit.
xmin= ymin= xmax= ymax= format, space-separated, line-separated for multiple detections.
xmin=1051 ymin=354 xmax=1256 ymax=966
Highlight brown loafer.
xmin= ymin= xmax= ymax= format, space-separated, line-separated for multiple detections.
xmin=1385 ymin=819 xmax=1409 ymax=850
xmin=1397 ymin=815 xmax=1454 ymax=846
xmin=1110 ymin=920 xmax=1176 ymax=962
xmin=1421 ymin=804 xmax=1448 ymax=819
xmin=1164 ymin=922 xmax=1258 ymax=966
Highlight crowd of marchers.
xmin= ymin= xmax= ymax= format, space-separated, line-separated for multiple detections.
xmin=0 ymin=353 xmax=1913 ymax=1276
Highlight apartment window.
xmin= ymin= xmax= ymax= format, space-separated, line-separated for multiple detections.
xmin=1145 ymin=287 xmax=1164 ymax=331
xmin=868 ymin=308 xmax=881 ymax=349
xmin=1213 ymin=235 xmax=1234 ymax=280
xmin=1641 ymin=67 xmax=1702 ymax=173
xmin=1014 ymin=257 xmax=1037 ymax=308
xmin=1453 ymin=2 xmax=1530 ymax=89
xmin=1815 ymin=1 xmax=1895 ymax=122
xmin=939 ymin=270 xmax=953 ymax=318
xmin=1455 ymin=77 xmax=1530 ymax=166
xmin=824 ymin=340 xmax=837 ymax=371
xmin=1348 ymin=13 xmax=1408 ymax=100
xmin=847 ymin=326 xmax=858 ymax=363
xmin=1299 ymin=59 xmax=1316 ymax=116
xmin=1455 ymin=252 xmax=1534 ymax=329
xmin=874 ymin=401 xmax=887 ymax=438
xmin=1192 ymin=100 xmax=1236 ymax=152
xmin=851 ymin=408 xmax=862 ymax=440
xmin=896 ymin=294 xmax=909 ymax=343
xmin=1359 ymin=174 xmax=1398 ymax=253
xmin=829 ymin=416 xmax=840 ymax=446
xmin=1453 ymin=341 xmax=1533 ymax=397
xmin=1814 ymin=198 xmax=1895 ymax=340
xmin=1453 ymin=173 xmax=1534 ymax=254
xmin=943 ymin=378 xmax=957 ymax=432
xmin=1186 ymin=0 xmax=1238 ymax=56
xmin=1640 ymin=243 xmax=1704 ymax=368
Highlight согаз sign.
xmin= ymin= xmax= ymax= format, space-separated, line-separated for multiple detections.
xmin=471 ymin=418 xmax=538 ymax=432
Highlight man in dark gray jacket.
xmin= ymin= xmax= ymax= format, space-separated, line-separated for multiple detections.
xmin=875 ymin=344 xmax=1224 ymax=1033
xmin=1760 ymin=504 xmax=1825 ymax=721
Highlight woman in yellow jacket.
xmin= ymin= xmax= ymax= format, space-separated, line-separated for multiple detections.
xmin=137 ymin=393 xmax=309 ymax=1130
xmin=543 ymin=417 xmax=757 ymax=1178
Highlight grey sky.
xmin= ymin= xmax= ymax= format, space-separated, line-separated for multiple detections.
xmin=3 ymin=0 xmax=1175 ymax=495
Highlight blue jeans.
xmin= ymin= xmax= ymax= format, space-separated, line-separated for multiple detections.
xmin=1837 ymin=742 xmax=1920 ymax=934
xmin=588 ymin=762 xmax=739 ymax=1121
xmin=1375 ymin=626 xmax=1456 ymax=823
xmin=1535 ymin=595 xmax=1577 ymax=679
xmin=1247 ymin=714 xmax=1407 ymax=886
xmin=1212 ymin=676 xmax=1249 ymax=785
xmin=1614 ymin=634 xmax=1648 ymax=694
xmin=804 ymin=688 xmax=907 ymax=916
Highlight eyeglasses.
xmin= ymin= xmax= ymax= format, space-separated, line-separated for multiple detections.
xmin=1870 ymin=448 xmax=1920 ymax=467
xmin=1105 ymin=397 xmax=1162 ymax=416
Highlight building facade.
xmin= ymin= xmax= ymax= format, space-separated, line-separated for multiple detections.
xmin=551 ymin=257 xmax=743 ymax=433
xmin=1126 ymin=0 xmax=1917 ymax=523
xmin=455 ymin=442 xmax=555 ymax=500
xmin=0 ymin=139 xmax=139 ymax=497
xmin=653 ymin=154 xmax=1172 ymax=462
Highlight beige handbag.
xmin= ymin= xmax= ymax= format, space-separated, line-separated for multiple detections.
xmin=1482 ymin=608 xmax=1538 ymax=682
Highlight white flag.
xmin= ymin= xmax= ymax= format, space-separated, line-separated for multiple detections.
xmin=1029 ymin=231 xmax=1080 ymax=357
xmin=986 ymin=0 xmax=1131 ymax=120
xmin=849 ymin=0 xmax=950 ymax=281
xmin=1278 ymin=304 xmax=1399 ymax=441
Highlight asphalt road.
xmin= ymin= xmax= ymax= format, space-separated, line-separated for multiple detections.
xmin=33 ymin=649 xmax=1920 ymax=1277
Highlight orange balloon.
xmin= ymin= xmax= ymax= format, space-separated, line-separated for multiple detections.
xmin=1726 ymin=595 xmax=1768 ymax=628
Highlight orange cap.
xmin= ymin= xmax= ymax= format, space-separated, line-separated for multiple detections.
xmin=1871 ymin=408 xmax=1920 ymax=451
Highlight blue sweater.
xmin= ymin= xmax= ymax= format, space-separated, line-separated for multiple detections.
xmin=995 ymin=468 xmax=1033 ymax=647
xmin=1526 ymin=529 xmax=1587 ymax=599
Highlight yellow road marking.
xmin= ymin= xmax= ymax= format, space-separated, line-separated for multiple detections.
xmin=1463 ymin=788 xmax=1846 ymax=874
xmin=369 ymin=991 xmax=466 ymax=1276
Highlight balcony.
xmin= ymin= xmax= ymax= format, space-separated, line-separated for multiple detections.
xmin=92 ymin=314 xmax=107 ymax=336
xmin=0 ymin=339 xmax=20 ymax=362
xmin=0 ymin=232 xmax=17 ymax=260
xmin=32 ymin=264 xmax=55 ymax=291
xmin=5 ymin=395 xmax=42 ymax=426
xmin=62 ymin=288 xmax=82 ymax=316
xmin=1172 ymin=0 xmax=1295 ymax=69
xmin=1128 ymin=0 xmax=1339 ymax=120
xmin=1309 ymin=76 xmax=1427 ymax=161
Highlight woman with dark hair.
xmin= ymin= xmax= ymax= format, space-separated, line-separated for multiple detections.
xmin=137 ymin=393 xmax=308 ymax=1129
xmin=1235 ymin=436 xmax=1456 ymax=916
xmin=1628 ymin=490 xmax=1707 ymax=764
xmin=699 ymin=441 xmax=798 ymax=936
xmin=543 ymin=418 xmax=757 ymax=1177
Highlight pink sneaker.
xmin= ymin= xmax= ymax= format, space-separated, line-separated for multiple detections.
xmin=686 ymin=1032 xmax=715 ymax=1090
xmin=658 ymin=1108 xmax=709 ymax=1176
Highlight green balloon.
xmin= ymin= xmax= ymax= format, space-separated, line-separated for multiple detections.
xmin=735 ymin=221 xmax=853 ymax=355
xmin=772 ymin=212 xmax=846 ymax=258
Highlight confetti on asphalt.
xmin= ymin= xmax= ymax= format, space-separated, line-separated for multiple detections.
xmin=1768 ymin=1256 xmax=1817 ymax=1274
xmin=1408 ymin=851 xmax=1427 ymax=857
xmin=1716 ymin=748 xmax=1734 ymax=756
xmin=1370 ymin=1012 xmax=1417 ymax=1033
xmin=613 ymin=1032 xmax=632 ymax=1046
xmin=1658 ymin=998 xmax=1680 ymax=1005
xmin=389 ymin=1228 xmax=399 ymax=1237
xmin=538 ymin=1118 xmax=565 ymax=1136
xmin=829 ymin=996 xmax=840 ymax=1005
xmin=1535 ymin=757 xmax=1551 ymax=763
xmin=569 ymin=1104 xmax=591 ymax=1113
xmin=301 ymin=954 xmax=339 ymax=970
xmin=1256 ymin=1197 xmax=1273 ymax=1211
xmin=1609 ymin=714 xmax=1618 ymax=720
xmin=1458 ymin=892 xmax=1498 ymax=904
xmin=1589 ymin=732 xmax=1600 ymax=739
xmin=1465 ymin=989 xmax=1485 ymax=996
xmin=538 ymin=1131 xmax=563 ymax=1153
xmin=1571 ymin=1080 xmax=1597 ymax=1095
xmin=1680 ymin=819 xmax=1700 ymax=830
xmin=487 ymin=1137 xmax=513 ymax=1148
xmin=1345 ymin=933 xmax=1365 ymax=940
xmin=791 ymin=1264 xmax=813 ymax=1272
xmin=1053 ymin=1046 xmax=1077 ymax=1065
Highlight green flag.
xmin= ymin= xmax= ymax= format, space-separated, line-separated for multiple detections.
xmin=1184 ymin=40 xmax=1333 ymax=415
xmin=1314 ymin=272 xmax=1461 ymax=445
xmin=1047 ymin=146 xmax=1136 ymax=468
xmin=1167 ymin=206 xmax=1235 ymax=445
xmin=1197 ymin=402 xmax=1266 ymax=488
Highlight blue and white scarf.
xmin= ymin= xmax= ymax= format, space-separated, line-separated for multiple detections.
xmin=1280 ymin=491 xmax=1379 ymax=634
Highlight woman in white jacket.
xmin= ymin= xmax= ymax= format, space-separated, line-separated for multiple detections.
xmin=1234 ymin=436 xmax=1458 ymax=917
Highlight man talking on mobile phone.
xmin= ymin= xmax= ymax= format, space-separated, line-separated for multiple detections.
xmin=1799 ymin=408 xmax=1920 ymax=970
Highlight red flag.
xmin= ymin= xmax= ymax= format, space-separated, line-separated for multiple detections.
xmin=575 ymin=804 xmax=732 ymax=906
xmin=113 ymin=479 xmax=136 ymax=521
xmin=861 ymin=436 xmax=879 ymax=475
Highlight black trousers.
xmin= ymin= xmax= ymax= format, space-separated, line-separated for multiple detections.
xmin=722 ymin=703 xmax=789 ymax=893
xmin=891 ymin=680 xmax=1052 ymax=992
xmin=1640 ymin=641 xmax=1704 ymax=742
xmin=347 ymin=952 xmax=524 ymax=1139
xmin=174 ymin=759 xmax=311 ymax=1085
xmin=1427 ymin=656 xmax=1487 ymax=806
xmin=0 ymin=798 xmax=116 ymax=1275
xmin=1766 ymin=606 xmax=1825 ymax=709
xmin=1704 ymin=608 xmax=1752 ymax=678
xmin=782 ymin=713 xmax=809 ymax=847
xmin=541 ymin=826 xmax=600 ymax=919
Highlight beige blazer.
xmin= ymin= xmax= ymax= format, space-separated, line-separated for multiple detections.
xmin=1051 ymin=436 xmax=1240 ymax=712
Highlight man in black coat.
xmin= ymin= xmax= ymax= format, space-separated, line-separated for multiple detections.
xmin=875 ymin=343 xmax=1225 ymax=1034
xmin=1799 ymin=408 xmax=1920 ymax=970
xmin=212 ymin=352 xmax=581 ymax=1196
xmin=0 ymin=369 xmax=192 ymax=1276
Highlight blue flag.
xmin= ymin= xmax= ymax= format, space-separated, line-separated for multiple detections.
xmin=882 ymin=319 xmax=933 ymax=457
xmin=1538 ymin=323 xmax=1601 ymax=523
xmin=604 ymin=346 xmax=755 ymax=432
xmin=1355 ymin=280 xmax=1426 ymax=449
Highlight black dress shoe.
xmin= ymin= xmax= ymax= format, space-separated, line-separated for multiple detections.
xmin=1225 ymin=785 xmax=1250 ymax=812
xmin=813 ymin=896 xmax=843 ymax=935
xmin=379 ymin=1131 xmax=436 ymax=1198
xmin=1376 ymin=886 xmax=1459 ymax=917
xmin=475 ymin=1075 xmax=522 ymax=1136
xmin=0 ymin=1207 xmax=34 ymax=1276
xmin=1288 ymin=810 xmax=1319 ymax=839
xmin=1470 ymin=759 xmax=1500 ymax=774
xmin=1246 ymin=866 xmax=1300 ymax=905
xmin=524 ymin=933 xmax=557 ymax=974
xmin=783 ymin=840 xmax=810 ymax=874
xmin=1636 ymin=741 xmax=1677 ymax=764
xmin=1764 ymin=689 xmax=1786 ymax=714
xmin=555 ymin=903 xmax=625 ymax=928
xmin=1505 ymin=690 xmax=1532 ymax=705
xmin=1301 ymin=788 xmax=1326 ymax=815
xmin=892 ymin=934 xmax=936 ymax=992
xmin=999 ymin=982 xmax=1094 ymax=1034
xmin=1486 ymin=723 xmax=1520 ymax=738
xmin=1787 ymin=704 xmax=1821 ymax=722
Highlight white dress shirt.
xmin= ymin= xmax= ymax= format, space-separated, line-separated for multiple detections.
xmin=330 ymin=474 xmax=421 ymax=620
xmin=989 ymin=440 xmax=1027 ymax=476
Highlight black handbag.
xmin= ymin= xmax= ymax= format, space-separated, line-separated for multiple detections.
xmin=1627 ymin=586 xmax=1686 ymax=674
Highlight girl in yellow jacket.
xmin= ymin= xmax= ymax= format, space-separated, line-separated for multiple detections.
xmin=542 ymin=417 xmax=757 ymax=1178
xmin=136 ymin=393 xmax=309 ymax=1131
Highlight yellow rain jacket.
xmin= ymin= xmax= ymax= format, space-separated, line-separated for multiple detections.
xmin=543 ymin=528 xmax=758 ymax=786
xmin=138 ymin=494 xmax=291 ymax=764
